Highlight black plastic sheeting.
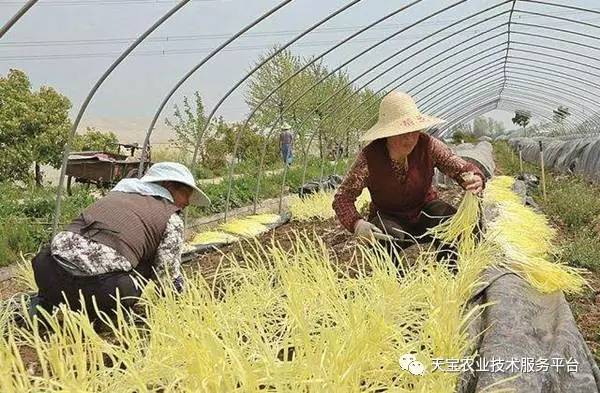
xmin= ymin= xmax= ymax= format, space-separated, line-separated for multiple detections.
xmin=297 ymin=174 xmax=344 ymax=196
xmin=458 ymin=180 xmax=600 ymax=392
xmin=508 ymin=136 xmax=600 ymax=182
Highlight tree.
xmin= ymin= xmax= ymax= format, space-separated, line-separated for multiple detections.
xmin=0 ymin=69 xmax=37 ymax=182
xmin=512 ymin=110 xmax=531 ymax=136
xmin=486 ymin=117 xmax=505 ymax=136
xmin=553 ymin=105 xmax=570 ymax=123
xmin=30 ymin=86 xmax=72 ymax=186
xmin=450 ymin=123 xmax=471 ymax=144
xmin=472 ymin=117 xmax=489 ymax=137
xmin=244 ymin=46 xmax=383 ymax=163
xmin=245 ymin=47 xmax=302 ymax=129
xmin=165 ymin=91 xmax=208 ymax=163
xmin=72 ymin=127 xmax=119 ymax=153
xmin=0 ymin=69 xmax=72 ymax=185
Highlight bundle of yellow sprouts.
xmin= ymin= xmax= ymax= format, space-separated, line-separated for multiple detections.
xmin=244 ymin=213 xmax=281 ymax=225
xmin=484 ymin=176 xmax=586 ymax=294
xmin=426 ymin=192 xmax=480 ymax=252
xmin=289 ymin=188 xmax=371 ymax=222
xmin=188 ymin=214 xmax=281 ymax=247
xmin=429 ymin=175 xmax=585 ymax=294
xmin=483 ymin=175 xmax=522 ymax=205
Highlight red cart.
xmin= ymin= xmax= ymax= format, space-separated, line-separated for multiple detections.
xmin=65 ymin=143 xmax=152 ymax=195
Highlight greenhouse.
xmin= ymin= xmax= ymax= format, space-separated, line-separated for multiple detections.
xmin=1 ymin=1 xmax=600 ymax=392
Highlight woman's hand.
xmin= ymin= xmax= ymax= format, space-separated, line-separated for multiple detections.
xmin=354 ymin=219 xmax=395 ymax=241
xmin=462 ymin=172 xmax=484 ymax=195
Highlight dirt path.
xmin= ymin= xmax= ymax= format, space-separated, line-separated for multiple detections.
xmin=197 ymin=167 xmax=284 ymax=185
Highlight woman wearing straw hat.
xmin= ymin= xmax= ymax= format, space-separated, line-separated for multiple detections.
xmin=29 ymin=162 xmax=210 ymax=320
xmin=333 ymin=91 xmax=485 ymax=262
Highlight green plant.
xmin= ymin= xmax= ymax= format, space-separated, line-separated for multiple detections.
xmin=72 ymin=127 xmax=119 ymax=153
xmin=561 ymin=233 xmax=600 ymax=271
xmin=541 ymin=176 xmax=600 ymax=230
xmin=493 ymin=141 xmax=538 ymax=176
xmin=0 ymin=183 xmax=96 ymax=266
xmin=0 ymin=69 xmax=72 ymax=184
xmin=451 ymin=131 xmax=479 ymax=145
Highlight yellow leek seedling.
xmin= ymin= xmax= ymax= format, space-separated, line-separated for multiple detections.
xmin=289 ymin=189 xmax=371 ymax=222
xmin=16 ymin=252 xmax=37 ymax=292
xmin=484 ymin=176 xmax=522 ymax=204
xmin=244 ymin=213 xmax=281 ymax=225
xmin=427 ymin=191 xmax=480 ymax=250
xmin=0 ymin=230 xmax=498 ymax=392
xmin=502 ymin=253 xmax=586 ymax=295
xmin=288 ymin=191 xmax=336 ymax=221
xmin=189 ymin=231 xmax=239 ymax=246
xmin=219 ymin=218 xmax=268 ymax=237
xmin=487 ymin=201 xmax=555 ymax=258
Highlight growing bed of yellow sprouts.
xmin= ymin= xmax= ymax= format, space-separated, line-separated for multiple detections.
xmin=188 ymin=214 xmax=281 ymax=247
xmin=288 ymin=188 xmax=371 ymax=222
xmin=190 ymin=231 xmax=239 ymax=245
xmin=0 ymin=176 xmax=584 ymax=392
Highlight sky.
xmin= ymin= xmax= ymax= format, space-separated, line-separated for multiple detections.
xmin=2 ymin=0 xmax=599 ymax=143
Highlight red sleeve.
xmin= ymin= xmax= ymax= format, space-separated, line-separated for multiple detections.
xmin=430 ymin=136 xmax=486 ymax=189
xmin=332 ymin=151 xmax=369 ymax=232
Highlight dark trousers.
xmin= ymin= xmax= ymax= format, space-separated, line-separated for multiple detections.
xmin=31 ymin=246 xmax=143 ymax=320
xmin=369 ymin=199 xmax=457 ymax=267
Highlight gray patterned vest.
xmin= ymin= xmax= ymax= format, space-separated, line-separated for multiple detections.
xmin=67 ymin=192 xmax=180 ymax=275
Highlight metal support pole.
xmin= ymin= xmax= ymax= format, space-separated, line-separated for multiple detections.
xmin=0 ymin=0 xmax=38 ymax=39
xmin=539 ymin=140 xmax=547 ymax=202
xmin=52 ymin=0 xmax=191 ymax=235
xmin=138 ymin=0 xmax=293 ymax=175
xmin=519 ymin=149 xmax=524 ymax=174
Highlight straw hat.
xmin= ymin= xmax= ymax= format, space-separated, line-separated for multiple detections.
xmin=360 ymin=91 xmax=445 ymax=142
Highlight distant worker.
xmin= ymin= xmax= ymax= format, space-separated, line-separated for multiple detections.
xmin=280 ymin=123 xmax=294 ymax=166
xmin=332 ymin=91 xmax=485 ymax=263
xmin=29 ymin=162 xmax=210 ymax=320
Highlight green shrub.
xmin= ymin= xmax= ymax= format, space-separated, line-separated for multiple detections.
xmin=451 ymin=131 xmax=479 ymax=145
xmin=193 ymin=165 xmax=215 ymax=180
xmin=561 ymin=233 xmax=600 ymax=271
xmin=542 ymin=176 xmax=600 ymax=230
xmin=0 ymin=183 xmax=96 ymax=266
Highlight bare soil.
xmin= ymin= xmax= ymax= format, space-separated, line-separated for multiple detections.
xmin=184 ymin=186 xmax=465 ymax=278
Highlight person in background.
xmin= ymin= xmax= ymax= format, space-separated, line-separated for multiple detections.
xmin=280 ymin=123 xmax=294 ymax=166
xmin=332 ymin=91 xmax=485 ymax=265
xmin=29 ymin=162 xmax=210 ymax=320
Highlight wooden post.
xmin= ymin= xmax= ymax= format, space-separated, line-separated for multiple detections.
xmin=518 ymin=148 xmax=523 ymax=174
xmin=539 ymin=141 xmax=547 ymax=202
